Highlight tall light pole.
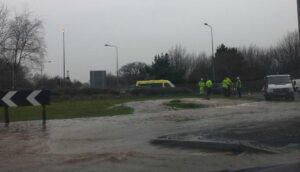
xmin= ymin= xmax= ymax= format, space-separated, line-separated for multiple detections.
xmin=204 ymin=23 xmax=216 ymax=82
xmin=62 ymin=29 xmax=66 ymax=87
xmin=297 ymin=0 xmax=300 ymax=39
xmin=104 ymin=44 xmax=119 ymax=86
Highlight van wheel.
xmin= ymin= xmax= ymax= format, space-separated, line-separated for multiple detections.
xmin=291 ymin=95 xmax=295 ymax=101
xmin=265 ymin=95 xmax=271 ymax=101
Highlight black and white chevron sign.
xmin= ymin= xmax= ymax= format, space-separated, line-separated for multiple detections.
xmin=0 ymin=90 xmax=50 ymax=107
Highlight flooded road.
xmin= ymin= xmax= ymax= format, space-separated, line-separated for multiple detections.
xmin=0 ymin=98 xmax=300 ymax=172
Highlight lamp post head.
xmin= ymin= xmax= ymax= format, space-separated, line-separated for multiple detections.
xmin=204 ymin=23 xmax=208 ymax=26
xmin=105 ymin=44 xmax=118 ymax=49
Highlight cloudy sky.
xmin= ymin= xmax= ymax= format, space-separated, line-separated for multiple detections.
xmin=2 ymin=0 xmax=298 ymax=82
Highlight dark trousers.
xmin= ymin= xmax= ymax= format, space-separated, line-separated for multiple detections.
xmin=237 ymin=87 xmax=242 ymax=98
xmin=228 ymin=86 xmax=231 ymax=97
xmin=206 ymin=88 xmax=211 ymax=99
xmin=223 ymin=88 xmax=227 ymax=97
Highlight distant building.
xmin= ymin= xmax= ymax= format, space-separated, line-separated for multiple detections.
xmin=90 ymin=71 xmax=106 ymax=88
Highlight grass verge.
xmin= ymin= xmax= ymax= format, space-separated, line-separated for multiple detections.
xmin=0 ymin=93 xmax=259 ymax=122
xmin=0 ymin=95 xmax=199 ymax=123
xmin=0 ymin=99 xmax=134 ymax=122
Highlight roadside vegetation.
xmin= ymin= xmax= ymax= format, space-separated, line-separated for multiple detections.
xmin=0 ymin=94 xmax=195 ymax=122
xmin=0 ymin=90 xmax=263 ymax=122
xmin=0 ymin=99 xmax=133 ymax=122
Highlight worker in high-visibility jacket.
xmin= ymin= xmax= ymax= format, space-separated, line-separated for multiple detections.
xmin=225 ymin=77 xmax=232 ymax=97
xmin=206 ymin=79 xmax=213 ymax=100
xmin=198 ymin=78 xmax=206 ymax=96
xmin=236 ymin=76 xmax=242 ymax=98
xmin=222 ymin=78 xmax=228 ymax=97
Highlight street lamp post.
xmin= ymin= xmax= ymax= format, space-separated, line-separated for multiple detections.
xmin=62 ymin=29 xmax=66 ymax=87
xmin=104 ymin=44 xmax=119 ymax=86
xmin=298 ymin=0 xmax=300 ymax=40
xmin=204 ymin=23 xmax=216 ymax=82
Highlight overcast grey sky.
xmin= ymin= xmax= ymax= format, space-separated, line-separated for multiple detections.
xmin=2 ymin=0 xmax=298 ymax=82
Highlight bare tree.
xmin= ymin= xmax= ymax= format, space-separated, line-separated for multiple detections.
xmin=269 ymin=31 xmax=300 ymax=76
xmin=168 ymin=45 xmax=188 ymax=70
xmin=0 ymin=5 xmax=10 ymax=89
xmin=188 ymin=53 xmax=211 ymax=82
xmin=3 ymin=11 xmax=46 ymax=89
xmin=239 ymin=46 xmax=272 ymax=80
xmin=0 ymin=4 xmax=8 ymax=52
xmin=119 ymin=62 xmax=148 ymax=84
xmin=168 ymin=45 xmax=190 ymax=83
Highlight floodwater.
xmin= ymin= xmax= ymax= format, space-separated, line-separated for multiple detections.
xmin=0 ymin=97 xmax=300 ymax=172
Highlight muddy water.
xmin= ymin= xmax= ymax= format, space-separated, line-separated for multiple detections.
xmin=0 ymin=98 xmax=300 ymax=172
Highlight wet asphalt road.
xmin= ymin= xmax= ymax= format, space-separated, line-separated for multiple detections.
xmin=0 ymin=95 xmax=300 ymax=172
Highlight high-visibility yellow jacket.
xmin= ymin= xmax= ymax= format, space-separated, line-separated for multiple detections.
xmin=198 ymin=81 xmax=205 ymax=88
xmin=222 ymin=79 xmax=228 ymax=88
xmin=206 ymin=80 xmax=213 ymax=88
xmin=226 ymin=78 xmax=232 ymax=87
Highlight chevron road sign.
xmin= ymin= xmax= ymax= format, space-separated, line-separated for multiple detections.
xmin=0 ymin=90 xmax=50 ymax=125
xmin=0 ymin=90 xmax=50 ymax=107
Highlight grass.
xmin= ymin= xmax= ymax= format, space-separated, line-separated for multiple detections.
xmin=0 ymin=99 xmax=134 ymax=122
xmin=0 ymin=93 xmax=260 ymax=122
xmin=0 ymin=94 xmax=199 ymax=122
xmin=164 ymin=99 xmax=207 ymax=109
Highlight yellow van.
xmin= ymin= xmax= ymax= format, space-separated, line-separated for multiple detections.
xmin=136 ymin=80 xmax=175 ymax=88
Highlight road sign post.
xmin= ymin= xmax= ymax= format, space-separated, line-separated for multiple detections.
xmin=0 ymin=90 xmax=50 ymax=126
xmin=42 ymin=105 xmax=46 ymax=125
xmin=4 ymin=106 xmax=9 ymax=125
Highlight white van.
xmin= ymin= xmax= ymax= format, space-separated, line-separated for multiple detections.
xmin=263 ymin=75 xmax=295 ymax=101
